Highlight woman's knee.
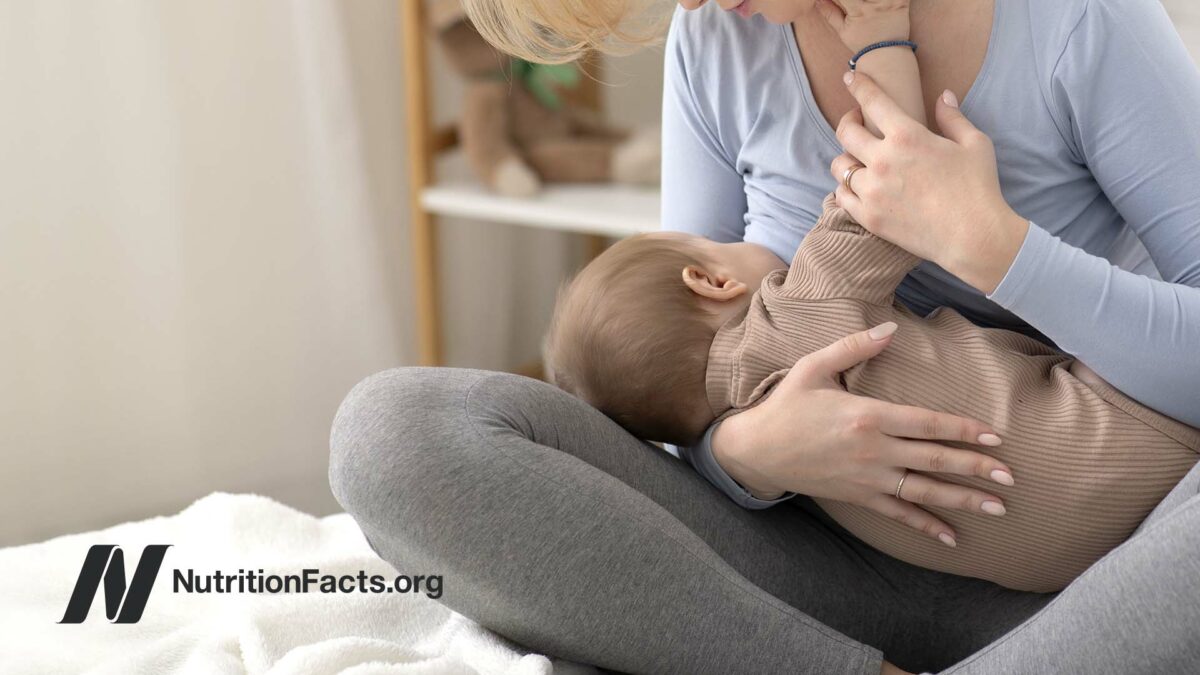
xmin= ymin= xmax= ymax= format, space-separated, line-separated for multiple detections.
xmin=327 ymin=367 xmax=590 ymax=560
xmin=329 ymin=367 xmax=483 ymax=519
xmin=330 ymin=370 xmax=472 ymax=549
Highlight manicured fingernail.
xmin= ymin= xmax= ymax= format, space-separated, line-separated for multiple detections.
xmin=868 ymin=322 xmax=898 ymax=340
xmin=978 ymin=433 xmax=1002 ymax=447
xmin=990 ymin=469 xmax=1015 ymax=486
xmin=844 ymin=71 xmax=855 ymax=86
xmin=942 ymin=89 xmax=959 ymax=108
xmin=938 ymin=533 xmax=957 ymax=548
xmin=981 ymin=501 xmax=1006 ymax=516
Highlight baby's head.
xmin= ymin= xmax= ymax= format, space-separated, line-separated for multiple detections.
xmin=544 ymin=232 xmax=784 ymax=445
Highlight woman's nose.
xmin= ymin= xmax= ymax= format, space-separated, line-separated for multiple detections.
xmin=678 ymin=0 xmax=707 ymax=10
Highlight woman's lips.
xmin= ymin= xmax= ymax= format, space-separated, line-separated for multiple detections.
xmin=730 ymin=0 xmax=752 ymax=18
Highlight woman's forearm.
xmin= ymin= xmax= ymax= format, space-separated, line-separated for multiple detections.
xmin=910 ymin=192 xmax=1200 ymax=427
xmin=682 ymin=415 xmax=793 ymax=509
xmin=987 ymin=0 xmax=1200 ymax=425
xmin=988 ymin=223 xmax=1200 ymax=428
xmin=711 ymin=410 xmax=787 ymax=501
xmin=941 ymin=203 xmax=1029 ymax=296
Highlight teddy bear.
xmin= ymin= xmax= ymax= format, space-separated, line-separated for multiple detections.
xmin=429 ymin=0 xmax=660 ymax=198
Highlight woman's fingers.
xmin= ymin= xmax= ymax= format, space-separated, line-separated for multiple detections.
xmin=891 ymin=438 xmax=1014 ymax=486
xmin=833 ymin=183 xmax=866 ymax=221
xmin=830 ymin=152 xmax=858 ymax=182
xmin=830 ymin=152 xmax=873 ymax=193
xmin=934 ymin=89 xmax=985 ymax=146
xmin=830 ymin=154 xmax=868 ymax=204
xmin=831 ymin=154 xmax=882 ymax=230
xmin=788 ymin=322 xmax=898 ymax=388
xmin=865 ymin=494 xmax=958 ymax=547
xmin=873 ymin=400 xmax=1001 ymax=448
xmin=834 ymin=108 xmax=881 ymax=161
xmin=892 ymin=471 xmax=1006 ymax=517
xmin=843 ymin=71 xmax=917 ymax=137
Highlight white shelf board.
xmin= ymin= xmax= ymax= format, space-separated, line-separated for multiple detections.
xmin=421 ymin=181 xmax=661 ymax=238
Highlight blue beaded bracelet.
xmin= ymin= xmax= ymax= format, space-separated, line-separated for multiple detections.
xmin=848 ymin=40 xmax=918 ymax=71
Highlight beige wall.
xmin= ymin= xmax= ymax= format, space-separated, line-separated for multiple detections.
xmin=0 ymin=0 xmax=662 ymax=546
xmin=1167 ymin=0 xmax=1200 ymax=57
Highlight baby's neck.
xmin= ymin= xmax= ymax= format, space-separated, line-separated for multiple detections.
xmin=704 ymin=294 xmax=754 ymax=333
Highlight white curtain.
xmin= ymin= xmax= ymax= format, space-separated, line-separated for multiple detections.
xmin=0 ymin=0 xmax=589 ymax=544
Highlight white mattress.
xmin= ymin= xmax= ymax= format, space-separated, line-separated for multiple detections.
xmin=0 ymin=493 xmax=596 ymax=675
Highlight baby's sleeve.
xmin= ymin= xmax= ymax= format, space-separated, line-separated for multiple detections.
xmin=780 ymin=195 xmax=922 ymax=303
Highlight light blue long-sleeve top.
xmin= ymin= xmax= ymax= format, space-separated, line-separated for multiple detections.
xmin=663 ymin=0 xmax=1200 ymax=508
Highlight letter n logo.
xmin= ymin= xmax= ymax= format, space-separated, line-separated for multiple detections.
xmin=59 ymin=545 xmax=171 ymax=624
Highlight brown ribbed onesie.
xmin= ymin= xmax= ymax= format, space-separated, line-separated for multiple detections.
xmin=705 ymin=195 xmax=1200 ymax=592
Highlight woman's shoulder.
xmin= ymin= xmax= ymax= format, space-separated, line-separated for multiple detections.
xmin=667 ymin=4 xmax=783 ymax=76
xmin=666 ymin=4 xmax=804 ymax=159
xmin=1021 ymin=0 xmax=1177 ymax=58
xmin=1019 ymin=0 xmax=1088 ymax=45
xmin=1014 ymin=0 xmax=1182 ymax=113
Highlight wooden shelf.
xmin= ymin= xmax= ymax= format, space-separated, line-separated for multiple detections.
xmin=401 ymin=0 xmax=657 ymax=366
xmin=421 ymin=181 xmax=660 ymax=238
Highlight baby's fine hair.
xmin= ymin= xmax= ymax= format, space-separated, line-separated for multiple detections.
xmin=544 ymin=234 xmax=718 ymax=446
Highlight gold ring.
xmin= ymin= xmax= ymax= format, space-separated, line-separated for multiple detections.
xmin=842 ymin=164 xmax=865 ymax=193
xmin=894 ymin=471 xmax=909 ymax=500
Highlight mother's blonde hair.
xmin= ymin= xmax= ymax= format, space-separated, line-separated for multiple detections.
xmin=461 ymin=0 xmax=672 ymax=63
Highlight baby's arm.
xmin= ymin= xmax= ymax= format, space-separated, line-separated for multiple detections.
xmin=776 ymin=2 xmax=927 ymax=304
xmin=818 ymin=0 xmax=927 ymax=131
xmin=782 ymin=195 xmax=920 ymax=304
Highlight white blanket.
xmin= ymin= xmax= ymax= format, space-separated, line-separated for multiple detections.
xmin=0 ymin=493 xmax=596 ymax=675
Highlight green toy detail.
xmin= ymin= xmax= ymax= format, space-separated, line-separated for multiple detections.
xmin=509 ymin=61 xmax=581 ymax=110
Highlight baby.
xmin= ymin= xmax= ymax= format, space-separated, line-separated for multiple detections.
xmin=544 ymin=0 xmax=1200 ymax=592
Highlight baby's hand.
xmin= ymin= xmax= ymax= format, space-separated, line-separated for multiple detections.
xmin=817 ymin=0 xmax=911 ymax=54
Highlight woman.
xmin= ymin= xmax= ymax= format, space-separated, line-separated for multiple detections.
xmin=330 ymin=0 xmax=1200 ymax=672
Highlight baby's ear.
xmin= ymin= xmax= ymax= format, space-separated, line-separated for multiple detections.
xmin=682 ymin=265 xmax=747 ymax=301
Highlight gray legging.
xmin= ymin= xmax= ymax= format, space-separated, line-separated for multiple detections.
xmin=328 ymin=367 xmax=1200 ymax=674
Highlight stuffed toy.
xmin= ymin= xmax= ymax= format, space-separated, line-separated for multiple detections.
xmin=429 ymin=0 xmax=660 ymax=198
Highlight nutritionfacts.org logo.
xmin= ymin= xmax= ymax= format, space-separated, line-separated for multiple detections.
xmin=59 ymin=544 xmax=443 ymax=624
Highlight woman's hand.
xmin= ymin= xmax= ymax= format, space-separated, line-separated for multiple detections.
xmin=712 ymin=322 xmax=1014 ymax=547
xmin=830 ymin=72 xmax=1030 ymax=294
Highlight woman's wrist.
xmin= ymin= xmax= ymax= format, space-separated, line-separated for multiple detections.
xmin=711 ymin=412 xmax=787 ymax=501
xmin=949 ymin=206 xmax=1030 ymax=295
